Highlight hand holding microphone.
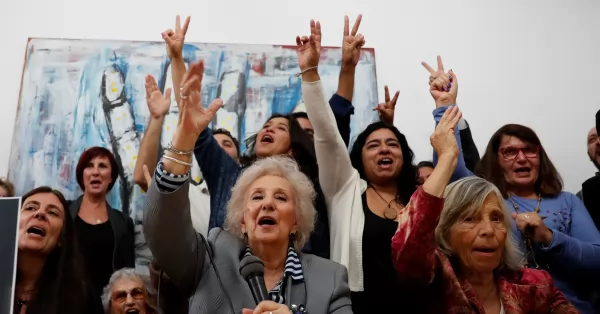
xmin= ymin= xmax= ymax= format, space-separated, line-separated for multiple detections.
xmin=239 ymin=255 xmax=291 ymax=314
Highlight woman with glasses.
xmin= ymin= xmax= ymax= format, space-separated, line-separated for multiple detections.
xmin=474 ymin=123 xmax=600 ymax=313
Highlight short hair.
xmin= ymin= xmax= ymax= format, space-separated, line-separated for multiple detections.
xmin=101 ymin=268 xmax=157 ymax=314
xmin=290 ymin=111 xmax=309 ymax=120
xmin=0 ymin=178 xmax=15 ymax=197
xmin=224 ymin=156 xmax=316 ymax=250
xmin=435 ymin=176 xmax=523 ymax=271
xmin=213 ymin=128 xmax=240 ymax=156
xmin=475 ymin=124 xmax=563 ymax=198
xmin=417 ymin=161 xmax=434 ymax=169
xmin=75 ymin=147 xmax=119 ymax=192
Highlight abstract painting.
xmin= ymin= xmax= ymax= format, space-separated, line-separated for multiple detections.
xmin=8 ymin=38 xmax=378 ymax=271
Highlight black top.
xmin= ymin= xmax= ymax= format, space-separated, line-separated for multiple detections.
xmin=350 ymin=193 xmax=402 ymax=314
xmin=75 ymin=216 xmax=115 ymax=295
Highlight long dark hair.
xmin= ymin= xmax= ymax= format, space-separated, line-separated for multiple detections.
xmin=474 ymin=124 xmax=563 ymax=197
xmin=350 ymin=122 xmax=419 ymax=205
xmin=242 ymin=113 xmax=318 ymax=180
xmin=17 ymin=186 xmax=94 ymax=314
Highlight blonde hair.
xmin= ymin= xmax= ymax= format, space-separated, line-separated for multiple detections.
xmin=435 ymin=176 xmax=524 ymax=271
xmin=224 ymin=156 xmax=316 ymax=250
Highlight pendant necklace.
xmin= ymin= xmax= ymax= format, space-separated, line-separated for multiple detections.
xmin=369 ymin=186 xmax=401 ymax=220
xmin=507 ymin=193 xmax=542 ymax=268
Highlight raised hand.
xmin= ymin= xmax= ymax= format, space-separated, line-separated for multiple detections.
xmin=422 ymin=55 xmax=445 ymax=85
xmin=176 ymin=61 xmax=223 ymax=137
xmin=341 ymin=15 xmax=365 ymax=67
xmin=430 ymin=106 xmax=462 ymax=158
xmin=162 ymin=15 xmax=190 ymax=60
xmin=373 ymin=85 xmax=399 ymax=125
xmin=145 ymin=74 xmax=172 ymax=119
xmin=422 ymin=56 xmax=458 ymax=108
xmin=296 ymin=20 xmax=322 ymax=71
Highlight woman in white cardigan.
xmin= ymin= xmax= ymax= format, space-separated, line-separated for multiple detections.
xmin=296 ymin=20 xmax=420 ymax=313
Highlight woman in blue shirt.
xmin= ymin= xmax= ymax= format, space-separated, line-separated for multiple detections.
xmin=469 ymin=123 xmax=600 ymax=313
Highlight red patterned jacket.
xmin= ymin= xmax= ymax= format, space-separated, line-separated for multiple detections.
xmin=391 ymin=187 xmax=579 ymax=313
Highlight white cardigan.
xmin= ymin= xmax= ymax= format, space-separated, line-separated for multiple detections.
xmin=302 ymin=80 xmax=368 ymax=291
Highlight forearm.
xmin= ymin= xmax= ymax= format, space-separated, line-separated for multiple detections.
xmin=432 ymin=105 xmax=472 ymax=181
xmin=335 ymin=66 xmax=355 ymax=102
xmin=163 ymin=128 xmax=196 ymax=175
xmin=171 ymin=57 xmax=187 ymax=105
xmin=134 ymin=117 xmax=165 ymax=191
xmin=423 ymin=154 xmax=457 ymax=198
xmin=541 ymin=230 xmax=600 ymax=271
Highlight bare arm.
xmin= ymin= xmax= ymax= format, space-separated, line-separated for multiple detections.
xmin=133 ymin=117 xmax=164 ymax=191
xmin=171 ymin=57 xmax=187 ymax=106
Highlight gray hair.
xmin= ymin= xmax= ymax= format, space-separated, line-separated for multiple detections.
xmin=101 ymin=268 xmax=157 ymax=313
xmin=434 ymin=176 xmax=524 ymax=271
xmin=224 ymin=156 xmax=316 ymax=250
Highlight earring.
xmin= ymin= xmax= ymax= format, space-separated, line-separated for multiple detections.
xmin=288 ymin=233 xmax=296 ymax=248
xmin=243 ymin=232 xmax=248 ymax=244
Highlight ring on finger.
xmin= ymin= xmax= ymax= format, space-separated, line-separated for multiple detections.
xmin=523 ymin=214 xmax=530 ymax=220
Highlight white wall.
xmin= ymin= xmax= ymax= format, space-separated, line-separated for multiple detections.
xmin=0 ymin=0 xmax=598 ymax=192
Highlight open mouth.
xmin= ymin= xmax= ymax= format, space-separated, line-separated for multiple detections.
xmin=473 ymin=247 xmax=496 ymax=254
xmin=90 ymin=179 xmax=102 ymax=187
xmin=514 ymin=167 xmax=531 ymax=174
xmin=258 ymin=216 xmax=276 ymax=226
xmin=125 ymin=309 xmax=140 ymax=314
xmin=261 ymin=135 xmax=274 ymax=143
xmin=377 ymin=158 xmax=393 ymax=166
xmin=27 ymin=226 xmax=46 ymax=237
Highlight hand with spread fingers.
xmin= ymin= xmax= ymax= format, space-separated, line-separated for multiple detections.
xmin=162 ymin=15 xmax=191 ymax=60
xmin=341 ymin=15 xmax=365 ymax=67
xmin=373 ymin=85 xmax=399 ymax=126
xmin=430 ymin=106 xmax=462 ymax=158
xmin=176 ymin=60 xmax=223 ymax=139
xmin=242 ymin=301 xmax=290 ymax=314
xmin=145 ymin=74 xmax=172 ymax=119
xmin=296 ymin=19 xmax=322 ymax=72
xmin=511 ymin=212 xmax=553 ymax=246
xmin=422 ymin=56 xmax=458 ymax=108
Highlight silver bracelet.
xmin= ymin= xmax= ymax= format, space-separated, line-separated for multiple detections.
xmin=162 ymin=155 xmax=193 ymax=167
xmin=296 ymin=66 xmax=318 ymax=77
xmin=167 ymin=142 xmax=193 ymax=156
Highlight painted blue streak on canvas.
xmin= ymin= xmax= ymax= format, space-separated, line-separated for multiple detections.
xmin=9 ymin=39 xmax=378 ymax=273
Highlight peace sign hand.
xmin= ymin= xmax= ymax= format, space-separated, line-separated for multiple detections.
xmin=296 ymin=20 xmax=322 ymax=71
xmin=422 ymin=56 xmax=458 ymax=108
xmin=373 ymin=85 xmax=399 ymax=125
xmin=145 ymin=74 xmax=172 ymax=119
xmin=341 ymin=15 xmax=365 ymax=67
xmin=176 ymin=61 xmax=223 ymax=138
xmin=162 ymin=15 xmax=190 ymax=60
xmin=430 ymin=106 xmax=462 ymax=159
xmin=422 ymin=55 xmax=445 ymax=85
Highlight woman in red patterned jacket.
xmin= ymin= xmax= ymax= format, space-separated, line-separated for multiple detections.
xmin=391 ymin=106 xmax=578 ymax=313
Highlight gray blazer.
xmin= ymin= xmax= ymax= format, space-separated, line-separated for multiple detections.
xmin=143 ymin=178 xmax=353 ymax=314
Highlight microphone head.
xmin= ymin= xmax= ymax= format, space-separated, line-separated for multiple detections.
xmin=239 ymin=255 xmax=265 ymax=280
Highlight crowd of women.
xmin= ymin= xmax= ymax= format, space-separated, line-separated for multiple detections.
xmin=4 ymin=13 xmax=600 ymax=314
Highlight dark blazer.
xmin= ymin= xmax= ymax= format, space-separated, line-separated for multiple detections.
xmin=143 ymin=180 xmax=353 ymax=314
xmin=68 ymin=196 xmax=135 ymax=271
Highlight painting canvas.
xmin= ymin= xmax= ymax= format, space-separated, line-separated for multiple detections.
xmin=8 ymin=38 xmax=378 ymax=271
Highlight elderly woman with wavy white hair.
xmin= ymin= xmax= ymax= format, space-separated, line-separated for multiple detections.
xmin=102 ymin=268 xmax=158 ymax=314
xmin=391 ymin=110 xmax=578 ymax=313
xmin=142 ymin=60 xmax=351 ymax=314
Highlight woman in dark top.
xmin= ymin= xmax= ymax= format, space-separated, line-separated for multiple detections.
xmin=68 ymin=146 xmax=135 ymax=296
xmin=14 ymin=186 xmax=101 ymax=314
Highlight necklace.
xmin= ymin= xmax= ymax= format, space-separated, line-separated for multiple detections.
xmin=369 ymin=186 xmax=401 ymax=220
xmin=507 ymin=193 xmax=542 ymax=268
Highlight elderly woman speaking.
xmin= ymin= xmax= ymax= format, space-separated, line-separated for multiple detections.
xmin=142 ymin=60 xmax=351 ymax=314
xmin=391 ymin=106 xmax=578 ymax=313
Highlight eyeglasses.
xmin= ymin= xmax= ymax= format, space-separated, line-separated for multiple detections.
xmin=112 ymin=288 xmax=145 ymax=303
xmin=499 ymin=146 xmax=539 ymax=160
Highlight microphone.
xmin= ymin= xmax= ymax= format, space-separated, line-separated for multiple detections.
xmin=239 ymin=255 xmax=269 ymax=304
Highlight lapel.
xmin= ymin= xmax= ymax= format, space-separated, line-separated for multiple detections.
xmin=285 ymin=257 xmax=307 ymax=313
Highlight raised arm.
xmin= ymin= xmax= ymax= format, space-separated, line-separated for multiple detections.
xmin=133 ymin=75 xmax=172 ymax=191
xmin=433 ymin=104 xmax=472 ymax=181
xmin=392 ymin=106 xmax=461 ymax=288
xmin=296 ymin=20 xmax=357 ymax=200
xmin=537 ymin=193 xmax=600 ymax=272
xmin=143 ymin=59 xmax=223 ymax=296
xmin=162 ymin=15 xmax=190 ymax=107
xmin=458 ymin=120 xmax=480 ymax=172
